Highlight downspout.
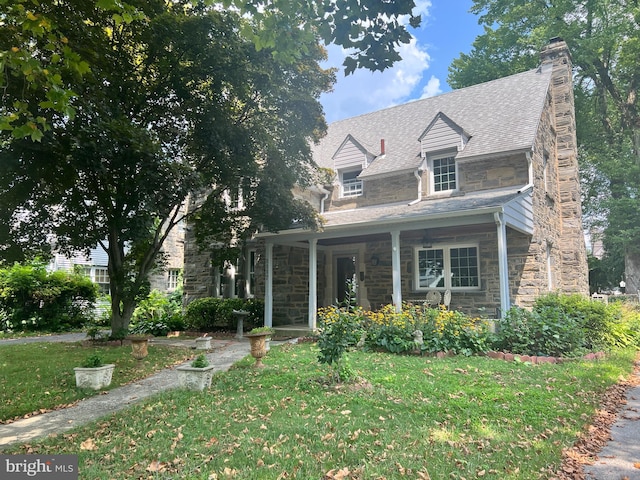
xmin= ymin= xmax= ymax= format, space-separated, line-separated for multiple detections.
xmin=408 ymin=169 xmax=423 ymax=205
xmin=318 ymin=186 xmax=331 ymax=214
xmin=518 ymin=151 xmax=534 ymax=193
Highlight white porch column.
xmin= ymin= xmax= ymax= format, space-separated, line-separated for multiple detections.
xmin=391 ymin=230 xmax=402 ymax=313
xmin=264 ymin=242 xmax=274 ymax=328
xmin=308 ymin=238 xmax=318 ymax=330
xmin=494 ymin=212 xmax=510 ymax=318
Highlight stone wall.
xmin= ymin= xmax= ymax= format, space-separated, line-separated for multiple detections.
xmin=540 ymin=39 xmax=589 ymax=295
xmin=325 ymin=171 xmax=418 ymax=211
xmin=459 ymin=155 xmax=529 ymax=193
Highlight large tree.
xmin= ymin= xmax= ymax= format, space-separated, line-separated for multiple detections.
xmin=448 ymin=0 xmax=640 ymax=289
xmin=1 ymin=0 xmax=419 ymax=139
xmin=0 ymin=0 xmax=419 ymax=333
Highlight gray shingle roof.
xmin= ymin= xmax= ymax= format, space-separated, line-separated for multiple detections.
xmin=320 ymin=187 xmax=527 ymax=230
xmin=313 ymin=66 xmax=552 ymax=178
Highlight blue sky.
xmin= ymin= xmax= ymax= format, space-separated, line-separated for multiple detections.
xmin=320 ymin=1 xmax=484 ymax=123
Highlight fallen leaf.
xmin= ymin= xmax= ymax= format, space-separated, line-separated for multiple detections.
xmin=80 ymin=438 xmax=97 ymax=451
xmin=146 ymin=460 xmax=168 ymax=472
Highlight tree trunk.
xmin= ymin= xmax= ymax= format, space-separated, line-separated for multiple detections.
xmin=110 ymin=292 xmax=136 ymax=335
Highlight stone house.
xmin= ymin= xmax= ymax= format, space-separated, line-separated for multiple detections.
xmin=183 ymin=38 xmax=589 ymax=328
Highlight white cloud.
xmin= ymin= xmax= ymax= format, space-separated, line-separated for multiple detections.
xmin=420 ymin=75 xmax=442 ymax=98
xmin=320 ymin=2 xmax=434 ymax=123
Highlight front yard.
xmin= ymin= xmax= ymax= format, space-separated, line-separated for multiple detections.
xmin=2 ymin=341 xmax=636 ymax=479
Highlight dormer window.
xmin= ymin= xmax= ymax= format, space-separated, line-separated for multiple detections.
xmin=431 ymin=155 xmax=457 ymax=193
xmin=340 ymin=169 xmax=363 ymax=197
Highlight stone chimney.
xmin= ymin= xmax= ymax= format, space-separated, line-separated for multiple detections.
xmin=540 ymin=38 xmax=589 ymax=294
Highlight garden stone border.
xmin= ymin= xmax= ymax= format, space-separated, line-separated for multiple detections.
xmin=486 ymin=350 xmax=606 ymax=364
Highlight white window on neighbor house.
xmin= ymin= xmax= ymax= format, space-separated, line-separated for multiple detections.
xmin=167 ymin=268 xmax=181 ymax=291
xmin=93 ymin=267 xmax=110 ymax=294
xmin=430 ymin=155 xmax=457 ymax=193
xmin=80 ymin=266 xmax=110 ymax=294
xmin=415 ymin=245 xmax=480 ymax=290
xmin=340 ymin=169 xmax=363 ymax=198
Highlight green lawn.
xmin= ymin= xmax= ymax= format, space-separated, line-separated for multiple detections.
xmin=0 ymin=341 xmax=193 ymax=422
xmin=2 ymin=343 xmax=636 ymax=479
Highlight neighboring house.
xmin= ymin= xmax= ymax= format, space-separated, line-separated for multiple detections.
xmin=49 ymin=220 xmax=185 ymax=295
xmin=184 ymin=38 xmax=589 ymax=327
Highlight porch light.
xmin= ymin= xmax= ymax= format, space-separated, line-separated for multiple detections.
xmin=370 ymin=256 xmax=379 ymax=266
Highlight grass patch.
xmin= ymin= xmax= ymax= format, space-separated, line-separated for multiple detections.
xmin=0 ymin=342 xmax=193 ymax=422
xmin=3 ymin=343 xmax=637 ymax=479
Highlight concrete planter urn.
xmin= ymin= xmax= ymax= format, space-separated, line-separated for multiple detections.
xmin=126 ymin=335 xmax=150 ymax=360
xmin=246 ymin=328 xmax=273 ymax=368
xmin=74 ymin=364 xmax=115 ymax=390
xmin=177 ymin=355 xmax=215 ymax=391
xmin=195 ymin=336 xmax=212 ymax=350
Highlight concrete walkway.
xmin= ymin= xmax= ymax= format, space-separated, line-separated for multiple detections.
xmin=0 ymin=335 xmax=251 ymax=449
xmin=584 ymin=378 xmax=640 ymax=480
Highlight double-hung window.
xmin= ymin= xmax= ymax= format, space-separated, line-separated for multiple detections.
xmin=81 ymin=266 xmax=110 ymax=294
xmin=431 ymin=155 xmax=457 ymax=193
xmin=340 ymin=169 xmax=363 ymax=198
xmin=415 ymin=245 xmax=480 ymax=290
xmin=167 ymin=268 xmax=181 ymax=291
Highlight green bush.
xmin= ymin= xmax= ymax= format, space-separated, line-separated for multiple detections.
xmin=493 ymin=293 xmax=640 ymax=356
xmin=492 ymin=305 xmax=584 ymax=357
xmin=129 ymin=289 xmax=184 ymax=336
xmin=183 ymin=297 xmax=264 ymax=332
xmin=317 ymin=306 xmax=364 ymax=382
xmin=0 ymin=261 xmax=97 ymax=332
xmin=418 ymin=307 xmax=490 ymax=356
xmin=534 ymin=293 xmax=636 ymax=350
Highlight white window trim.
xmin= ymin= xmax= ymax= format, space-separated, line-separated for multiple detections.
xmin=428 ymin=153 xmax=458 ymax=195
xmin=413 ymin=243 xmax=481 ymax=291
xmin=339 ymin=168 xmax=363 ymax=198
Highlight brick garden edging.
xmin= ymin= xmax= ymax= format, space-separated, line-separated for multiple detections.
xmin=485 ymin=350 xmax=606 ymax=364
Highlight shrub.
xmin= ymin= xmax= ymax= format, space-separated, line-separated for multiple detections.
xmin=363 ymin=304 xmax=418 ymax=354
xmin=129 ymin=290 xmax=184 ymax=336
xmin=534 ymin=293 xmax=638 ymax=350
xmin=317 ymin=306 xmax=365 ymax=382
xmin=0 ymin=261 xmax=97 ymax=332
xmin=361 ymin=304 xmax=489 ymax=356
xmin=183 ymin=297 xmax=264 ymax=331
xmin=493 ymin=302 xmax=586 ymax=357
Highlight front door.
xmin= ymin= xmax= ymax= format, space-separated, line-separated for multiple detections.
xmin=336 ymin=255 xmax=357 ymax=306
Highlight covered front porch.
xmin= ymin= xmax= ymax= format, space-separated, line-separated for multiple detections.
xmin=257 ymin=187 xmax=534 ymax=329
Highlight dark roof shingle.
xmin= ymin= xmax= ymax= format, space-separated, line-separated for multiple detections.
xmin=313 ymin=66 xmax=552 ymax=178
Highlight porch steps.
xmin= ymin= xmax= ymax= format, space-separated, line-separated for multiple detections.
xmin=273 ymin=324 xmax=317 ymax=339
